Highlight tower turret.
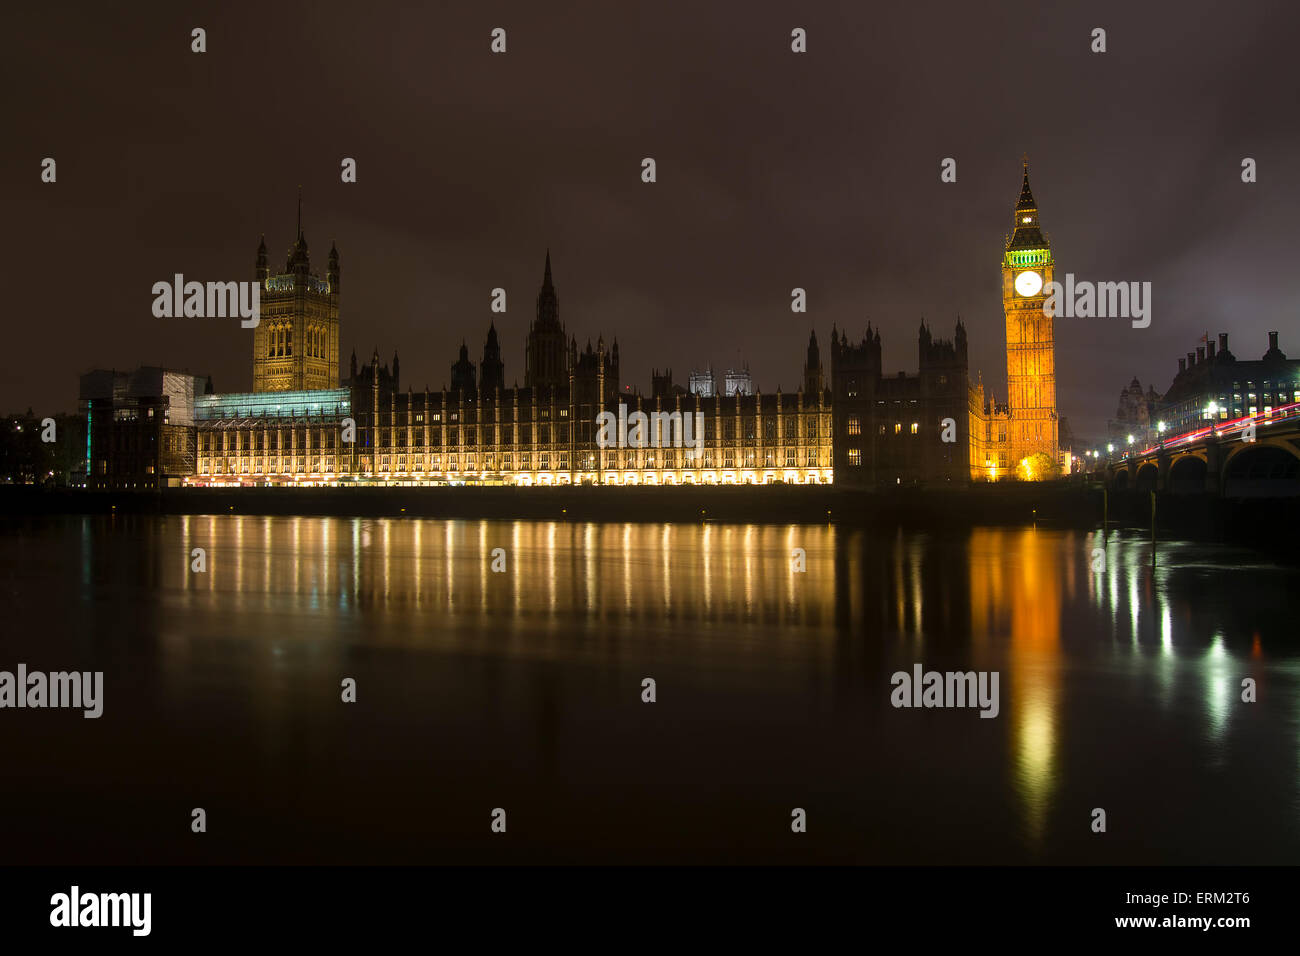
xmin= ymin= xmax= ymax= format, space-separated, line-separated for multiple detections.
xmin=451 ymin=342 xmax=475 ymax=395
xmin=252 ymin=191 xmax=341 ymax=392
xmin=525 ymin=250 xmax=569 ymax=388
xmin=804 ymin=330 xmax=824 ymax=394
xmin=480 ymin=322 xmax=505 ymax=393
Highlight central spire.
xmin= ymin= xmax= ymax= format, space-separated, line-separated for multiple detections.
xmin=1007 ymin=158 xmax=1046 ymax=251
xmin=535 ymin=249 xmax=559 ymax=330
xmin=1016 ymin=158 xmax=1036 ymax=213
xmin=296 ymin=186 xmax=303 ymax=240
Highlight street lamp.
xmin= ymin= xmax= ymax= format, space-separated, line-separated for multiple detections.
xmin=1157 ymin=421 xmax=1166 ymax=434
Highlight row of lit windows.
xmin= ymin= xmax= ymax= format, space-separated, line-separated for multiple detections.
xmin=362 ymin=411 xmax=826 ymax=437
xmin=198 ymin=426 xmax=831 ymax=451
xmin=200 ymin=449 xmax=830 ymax=472
xmin=192 ymin=472 xmax=834 ymax=488
xmin=1231 ymin=381 xmax=1299 ymax=392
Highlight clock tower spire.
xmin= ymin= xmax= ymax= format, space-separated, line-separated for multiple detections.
xmin=1001 ymin=158 xmax=1059 ymax=478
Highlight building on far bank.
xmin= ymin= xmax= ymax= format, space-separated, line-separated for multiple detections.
xmin=723 ymin=366 xmax=754 ymax=397
xmin=79 ymin=367 xmax=211 ymax=489
xmin=1157 ymin=331 xmax=1300 ymax=436
xmin=835 ymin=160 xmax=1067 ymax=485
xmin=252 ymin=201 xmax=340 ymax=393
xmin=689 ymin=368 xmax=716 ymax=397
xmin=830 ymin=320 xmax=973 ymax=486
xmin=1108 ymin=377 xmax=1163 ymax=446
xmin=1105 ymin=332 xmax=1300 ymax=452
xmin=978 ymin=160 xmax=1064 ymax=480
xmin=0 ymin=410 xmax=86 ymax=486
xmin=92 ymin=163 xmax=1076 ymax=491
xmin=191 ymin=253 xmax=833 ymax=487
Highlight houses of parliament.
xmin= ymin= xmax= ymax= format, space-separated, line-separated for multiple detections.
xmin=81 ymin=164 xmax=1065 ymax=490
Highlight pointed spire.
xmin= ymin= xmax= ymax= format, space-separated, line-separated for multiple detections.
xmin=296 ymin=186 xmax=303 ymax=239
xmin=1008 ymin=157 xmax=1047 ymax=250
xmin=1016 ymin=159 xmax=1036 ymax=212
xmin=543 ymin=248 xmax=553 ymax=290
xmin=255 ymin=234 xmax=269 ymax=281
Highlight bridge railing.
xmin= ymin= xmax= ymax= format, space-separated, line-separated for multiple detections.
xmin=1129 ymin=400 xmax=1300 ymax=459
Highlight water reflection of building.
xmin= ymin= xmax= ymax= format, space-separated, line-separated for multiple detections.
xmin=968 ymin=527 xmax=1063 ymax=846
xmin=172 ymin=516 xmax=841 ymax=631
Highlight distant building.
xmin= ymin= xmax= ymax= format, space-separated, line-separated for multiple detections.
xmin=0 ymin=410 xmax=86 ymax=486
xmin=689 ymin=368 xmax=716 ymax=397
xmin=79 ymin=367 xmax=211 ymax=489
xmin=1108 ymin=377 xmax=1163 ymax=445
xmin=723 ymin=366 xmax=754 ymax=397
xmin=650 ymin=368 xmax=684 ymax=400
xmin=1156 ymin=331 xmax=1300 ymax=435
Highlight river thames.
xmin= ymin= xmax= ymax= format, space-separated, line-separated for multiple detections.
xmin=1 ymin=515 xmax=1296 ymax=864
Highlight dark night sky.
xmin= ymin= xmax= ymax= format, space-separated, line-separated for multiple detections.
xmin=4 ymin=0 xmax=1298 ymax=439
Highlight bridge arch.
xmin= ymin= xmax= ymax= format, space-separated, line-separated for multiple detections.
xmin=1222 ymin=441 xmax=1300 ymax=497
xmin=1134 ymin=462 xmax=1159 ymax=491
xmin=1167 ymin=454 xmax=1208 ymax=494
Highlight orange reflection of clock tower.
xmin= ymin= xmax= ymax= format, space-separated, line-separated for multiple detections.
xmin=1001 ymin=161 xmax=1060 ymax=477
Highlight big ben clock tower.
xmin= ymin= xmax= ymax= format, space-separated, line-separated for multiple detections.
xmin=1002 ymin=160 xmax=1059 ymax=478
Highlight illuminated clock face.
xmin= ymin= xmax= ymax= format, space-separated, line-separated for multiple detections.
xmin=1014 ymin=269 xmax=1043 ymax=297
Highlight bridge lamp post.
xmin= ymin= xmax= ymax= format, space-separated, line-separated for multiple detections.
xmin=1204 ymin=403 xmax=1219 ymax=437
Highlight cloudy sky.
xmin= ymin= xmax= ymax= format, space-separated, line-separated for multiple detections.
xmin=5 ymin=0 xmax=1298 ymax=438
